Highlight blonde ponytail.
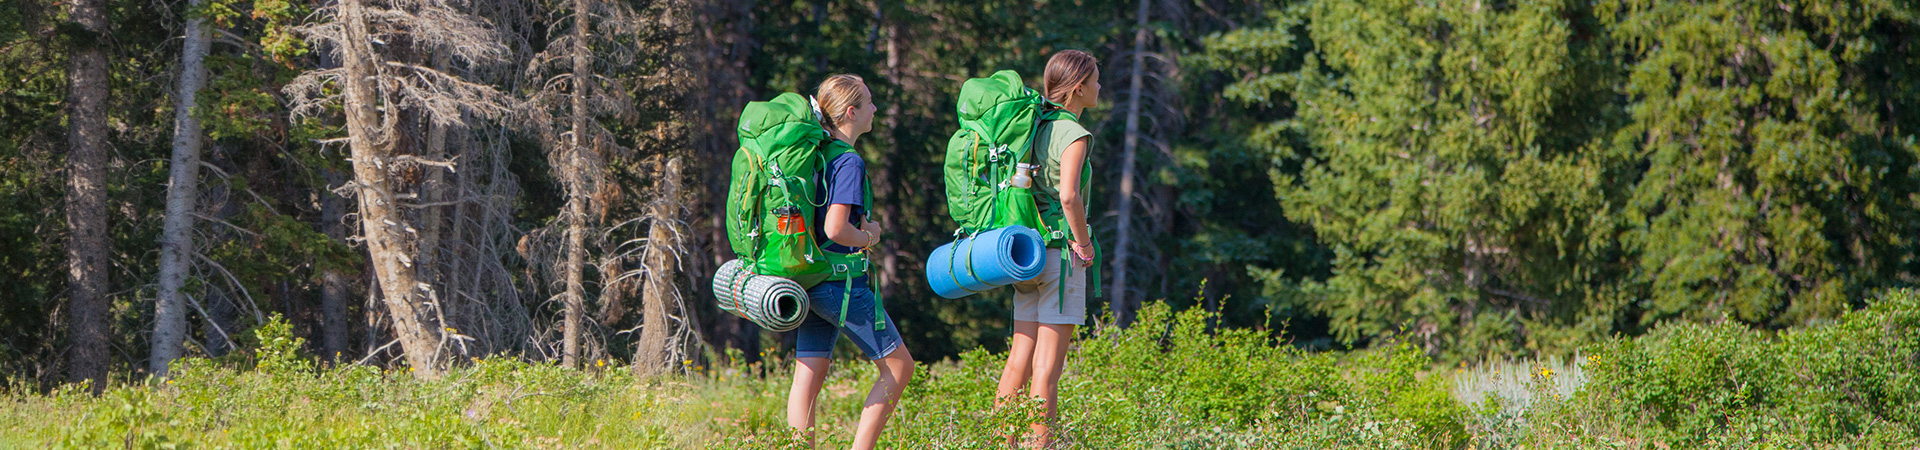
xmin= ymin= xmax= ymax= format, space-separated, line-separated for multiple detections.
xmin=814 ymin=74 xmax=869 ymax=129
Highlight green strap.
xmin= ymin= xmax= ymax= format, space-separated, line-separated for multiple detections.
xmin=840 ymin=275 xmax=852 ymax=328
xmin=944 ymin=235 xmax=986 ymax=296
xmin=1059 ymin=249 xmax=1070 ymax=315
xmin=961 ymin=235 xmax=984 ymax=291
xmin=1055 ymin=226 xmax=1103 ymax=316
xmin=825 ymin=251 xmax=882 ymax=331
xmin=870 ymin=274 xmax=885 ymax=331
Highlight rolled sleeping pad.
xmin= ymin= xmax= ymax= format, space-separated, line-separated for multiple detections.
xmin=924 ymin=225 xmax=1046 ymax=299
xmin=711 ymin=259 xmax=812 ymax=332
xmin=711 ymin=259 xmax=746 ymax=313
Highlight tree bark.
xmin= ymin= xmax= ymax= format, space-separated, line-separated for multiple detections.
xmin=877 ymin=18 xmax=900 ymax=299
xmin=64 ymin=0 xmax=111 ymax=393
xmin=414 ymin=50 xmax=450 ymax=302
xmin=339 ymin=0 xmax=443 ymax=377
xmin=635 ymin=157 xmax=682 ymax=375
xmin=560 ymin=0 xmax=596 ymax=369
xmin=320 ymin=169 xmax=352 ymax=363
xmin=151 ymin=0 xmax=214 ymax=379
xmin=1109 ymin=0 xmax=1151 ymax=327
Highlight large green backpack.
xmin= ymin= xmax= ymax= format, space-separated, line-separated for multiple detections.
xmin=726 ymin=93 xmax=845 ymax=288
xmin=942 ymin=70 xmax=1069 ymax=242
xmin=942 ymin=70 xmax=1105 ymax=301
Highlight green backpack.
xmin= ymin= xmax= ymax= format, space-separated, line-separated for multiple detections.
xmin=726 ymin=92 xmax=843 ymax=288
xmin=942 ymin=70 xmax=1104 ymax=301
xmin=943 ymin=70 xmax=1069 ymax=241
xmin=726 ymin=93 xmax=884 ymax=329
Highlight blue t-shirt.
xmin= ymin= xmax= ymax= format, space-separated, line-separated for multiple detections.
xmin=812 ymin=149 xmax=866 ymax=254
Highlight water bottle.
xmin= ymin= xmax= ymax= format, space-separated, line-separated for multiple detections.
xmin=1009 ymin=163 xmax=1035 ymax=189
xmin=773 ymin=205 xmax=806 ymax=234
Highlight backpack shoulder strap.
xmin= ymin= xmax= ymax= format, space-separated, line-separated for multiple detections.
xmin=1025 ymin=106 xmax=1078 ymax=160
xmin=819 ymin=139 xmax=877 ymax=220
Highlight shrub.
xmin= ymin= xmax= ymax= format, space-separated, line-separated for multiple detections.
xmin=1518 ymin=288 xmax=1920 ymax=448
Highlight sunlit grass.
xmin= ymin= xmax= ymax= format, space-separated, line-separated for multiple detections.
xmin=7 ymin=290 xmax=1919 ymax=449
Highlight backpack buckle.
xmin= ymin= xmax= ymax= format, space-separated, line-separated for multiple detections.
xmin=833 ymin=263 xmax=850 ymax=273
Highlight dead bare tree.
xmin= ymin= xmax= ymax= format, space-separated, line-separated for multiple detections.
xmin=522 ymin=0 xmax=632 ymax=369
xmin=624 ymin=156 xmax=691 ymax=375
xmin=409 ymin=0 xmax=538 ymax=362
xmin=151 ymin=0 xmax=215 ymax=379
xmin=320 ymin=170 xmax=353 ymax=362
xmin=1104 ymin=0 xmax=1186 ymax=327
xmin=287 ymin=0 xmax=513 ymax=377
xmin=520 ymin=0 xmax=692 ymax=371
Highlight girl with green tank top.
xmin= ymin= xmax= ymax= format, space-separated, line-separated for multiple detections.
xmin=993 ymin=49 xmax=1102 ymax=449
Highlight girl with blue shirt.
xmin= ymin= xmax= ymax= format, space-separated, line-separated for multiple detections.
xmin=784 ymin=74 xmax=916 ymax=450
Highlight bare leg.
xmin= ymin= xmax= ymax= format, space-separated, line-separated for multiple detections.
xmin=787 ymin=357 xmax=832 ymax=446
xmin=995 ymin=320 xmax=1040 ymax=445
xmin=850 ymin=346 xmax=916 ymax=450
xmin=1027 ymin=323 xmax=1075 ymax=448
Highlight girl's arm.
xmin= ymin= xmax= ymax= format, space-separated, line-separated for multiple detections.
xmin=1056 ymin=137 xmax=1094 ymax=266
xmin=823 ymin=204 xmax=878 ymax=248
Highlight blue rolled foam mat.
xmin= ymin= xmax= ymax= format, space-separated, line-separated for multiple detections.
xmin=925 ymin=225 xmax=1046 ymax=299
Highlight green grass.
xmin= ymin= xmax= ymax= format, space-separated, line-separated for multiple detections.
xmin=7 ymin=290 xmax=1920 ymax=449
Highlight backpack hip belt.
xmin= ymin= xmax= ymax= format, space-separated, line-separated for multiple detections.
xmin=824 ymin=250 xmax=885 ymax=331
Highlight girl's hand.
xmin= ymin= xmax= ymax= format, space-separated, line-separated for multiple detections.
xmin=860 ymin=219 xmax=883 ymax=247
xmin=1069 ymin=241 xmax=1094 ymax=268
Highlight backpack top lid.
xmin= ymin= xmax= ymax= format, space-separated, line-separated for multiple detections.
xmin=955 ymin=70 xmax=1044 ymax=145
xmin=738 ymin=93 xmax=826 ymax=166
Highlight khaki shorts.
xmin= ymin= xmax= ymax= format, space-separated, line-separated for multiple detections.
xmin=1011 ymin=249 xmax=1087 ymax=325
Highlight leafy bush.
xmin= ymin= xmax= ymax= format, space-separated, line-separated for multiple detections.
xmin=1510 ymin=289 xmax=1920 ymax=448
xmin=823 ymin=301 xmax=1467 ymax=449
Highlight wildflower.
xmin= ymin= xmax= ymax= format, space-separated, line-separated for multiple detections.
xmin=596 ymin=359 xmax=606 ymax=368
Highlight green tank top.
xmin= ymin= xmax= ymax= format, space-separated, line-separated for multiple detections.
xmin=1030 ymin=113 xmax=1092 ymax=234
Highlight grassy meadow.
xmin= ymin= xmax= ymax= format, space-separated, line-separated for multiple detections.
xmin=6 ymin=290 xmax=1920 ymax=449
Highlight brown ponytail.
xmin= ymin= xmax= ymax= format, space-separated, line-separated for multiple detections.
xmin=814 ymin=74 xmax=869 ymax=129
xmin=1043 ymin=50 xmax=1098 ymax=106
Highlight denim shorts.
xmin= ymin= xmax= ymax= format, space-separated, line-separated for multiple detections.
xmin=794 ymin=276 xmax=902 ymax=360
